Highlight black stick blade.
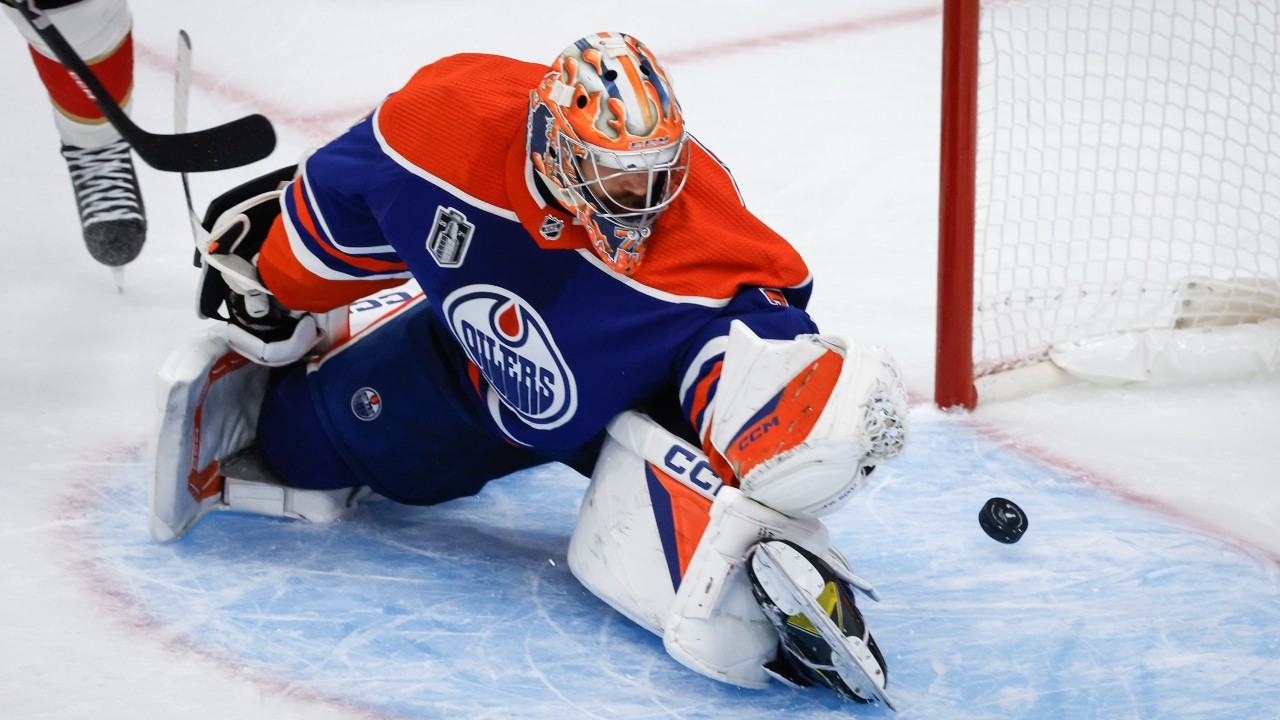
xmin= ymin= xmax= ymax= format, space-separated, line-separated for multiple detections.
xmin=16 ymin=0 xmax=276 ymax=173
xmin=132 ymin=113 xmax=277 ymax=173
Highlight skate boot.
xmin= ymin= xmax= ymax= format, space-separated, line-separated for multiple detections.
xmin=747 ymin=539 xmax=894 ymax=708
xmin=60 ymin=138 xmax=146 ymax=266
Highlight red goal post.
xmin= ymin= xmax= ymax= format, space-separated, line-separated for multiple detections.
xmin=935 ymin=0 xmax=1280 ymax=410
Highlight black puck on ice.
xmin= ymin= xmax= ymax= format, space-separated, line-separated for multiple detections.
xmin=979 ymin=497 xmax=1028 ymax=544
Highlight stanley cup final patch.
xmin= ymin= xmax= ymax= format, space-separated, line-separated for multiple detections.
xmin=426 ymin=206 xmax=474 ymax=268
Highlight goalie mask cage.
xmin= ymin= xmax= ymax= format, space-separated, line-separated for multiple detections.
xmin=935 ymin=0 xmax=1280 ymax=409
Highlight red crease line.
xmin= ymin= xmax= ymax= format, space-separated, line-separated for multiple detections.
xmin=131 ymin=6 xmax=941 ymax=140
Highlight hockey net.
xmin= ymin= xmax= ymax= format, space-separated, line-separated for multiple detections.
xmin=936 ymin=0 xmax=1280 ymax=408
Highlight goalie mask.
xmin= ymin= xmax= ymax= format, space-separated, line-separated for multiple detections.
xmin=528 ymin=33 xmax=690 ymax=275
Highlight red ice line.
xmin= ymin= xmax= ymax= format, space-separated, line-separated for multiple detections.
xmin=664 ymin=6 xmax=943 ymax=63
xmin=132 ymin=41 xmax=359 ymax=143
xmin=56 ymin=444 xmax=405 ymax=720
xmin=131 ymin=5 xmax=943 ymax=142
xmin=964 ymin=416 xmax=1280 ymax=567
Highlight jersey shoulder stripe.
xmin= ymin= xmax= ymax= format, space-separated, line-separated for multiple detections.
xmin=298 ymin=170 xmax=395 ymax=256
xmin=282 ymin=178 xmax=410 ymax=279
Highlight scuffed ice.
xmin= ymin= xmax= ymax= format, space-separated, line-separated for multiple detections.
xmin=80 ymin=413 xmax=1280 ymax=719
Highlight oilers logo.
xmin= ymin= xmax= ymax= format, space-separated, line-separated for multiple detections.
xmin=442 ymin=285 xmax=577 ymax=430
xmin=351 ymin=387 xmax=383 ymax=421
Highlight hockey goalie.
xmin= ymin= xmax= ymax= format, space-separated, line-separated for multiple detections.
xmin=149 ymin=32 xmax=910 ymax=707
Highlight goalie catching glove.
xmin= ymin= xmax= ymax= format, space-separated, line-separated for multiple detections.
xmin=705 ymin=320 xmax=909 ymax=517
xmin=196 ymin=168 xmax=324 ymax=366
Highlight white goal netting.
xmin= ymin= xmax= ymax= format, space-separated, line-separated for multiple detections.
xmin=972 ymin=0 xmax=1280 ymax=381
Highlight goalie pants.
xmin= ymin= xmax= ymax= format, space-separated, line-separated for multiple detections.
xmin=256 ymin=299 xmax=600 ymax=505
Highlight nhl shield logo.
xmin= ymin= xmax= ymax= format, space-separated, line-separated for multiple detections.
xmin=426 ymin=206 xmax=474 ymax=267
xmin=539 ymin=214 xmax=564 ymax=241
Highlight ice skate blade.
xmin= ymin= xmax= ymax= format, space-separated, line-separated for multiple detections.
xmin=753 ymin=542 xmax=896 ymax=710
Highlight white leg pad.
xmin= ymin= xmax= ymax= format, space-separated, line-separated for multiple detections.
xmin=567 ymin=410 xmax=834 ymax=689
xmin=662 ymin=486 xmax=830 ymax=688
xmin=151 ymin=321 xmax=375 ymax=542
xmin=149 ymin=329 xmax=268 ymax=542
xmin=568 ymin=411 xmax=723 ymax=634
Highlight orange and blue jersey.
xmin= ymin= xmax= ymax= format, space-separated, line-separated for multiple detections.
xmin=254 ymin=53 xmax=818 ymax=492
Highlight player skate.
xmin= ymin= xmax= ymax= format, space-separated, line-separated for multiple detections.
xmin=148 ymin=327 xmax=370 ymax=542
xmin=61 ymin=138 xmax=146 ymax=267
xmin=748 ymin=539 xmax=893 ymax=708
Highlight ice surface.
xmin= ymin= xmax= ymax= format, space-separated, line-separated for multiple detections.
xmin=64 ymin=422 xmax=1280 ymax=719
xmin=2 ymin=1 xmax=1277 ymax=718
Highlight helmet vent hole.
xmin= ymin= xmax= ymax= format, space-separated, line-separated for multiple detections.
xmin=603 ymin=70 xmax=618 ymax=81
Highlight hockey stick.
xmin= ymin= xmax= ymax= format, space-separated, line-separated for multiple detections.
xmin=13 ymin=0 xmax=276 ymax=172
xmin=175 ymin=31 xmax=295 ymax=261
xmin=175 ymin=30 xmax=307 ymax=347
xmin=174 ymin=30 xmax=206 ymax=245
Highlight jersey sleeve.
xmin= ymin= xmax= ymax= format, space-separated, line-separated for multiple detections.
xmin=675 ymin=287 xmax=820 ymax=478
xmin=257 ymin=115 xmax=416 ymax=312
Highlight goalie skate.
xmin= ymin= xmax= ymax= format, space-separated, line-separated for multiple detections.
xmin=747 ymin=540 xmax=894 ymax=709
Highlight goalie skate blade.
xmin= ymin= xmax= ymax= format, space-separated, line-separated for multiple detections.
xmin=753 ymin=542 xmax=896 ymax=710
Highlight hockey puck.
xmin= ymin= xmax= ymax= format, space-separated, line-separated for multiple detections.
xmin=979 ymin=497 xmax=1028 ymax=544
